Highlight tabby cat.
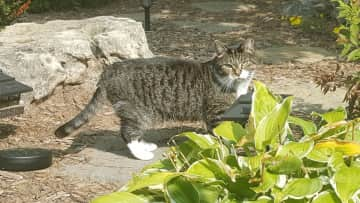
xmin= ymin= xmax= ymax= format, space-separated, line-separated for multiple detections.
xmin=55 ymin=39 xmax=256 ymax=160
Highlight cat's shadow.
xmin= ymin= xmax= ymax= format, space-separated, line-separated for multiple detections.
xmin=57 ymin=126 xmax=205 ymax=159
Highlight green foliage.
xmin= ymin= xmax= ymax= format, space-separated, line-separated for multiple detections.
xmin=92 ymin=81 xmax=360 ymax=203
xmin=332 ymin=0 xmax=360 ymax=61
xmin=0 ymin=0 xmax=30 ymax=26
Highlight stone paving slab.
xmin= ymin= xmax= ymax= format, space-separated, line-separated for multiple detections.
xmin=57 ymin=147 xmax=168 ymax=184
xmin=267 ymin=80 xmax=347 ymax=113
xmin=54 ymin=127 xmax=195 ymax=184
xmin=171 ymin=20 xmax=250 ymax=33
xmin=257 ymin=46 xmax=336 ymax=64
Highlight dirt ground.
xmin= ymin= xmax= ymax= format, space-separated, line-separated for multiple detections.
xmin=0 ymin=0 xmax=359 ymax=202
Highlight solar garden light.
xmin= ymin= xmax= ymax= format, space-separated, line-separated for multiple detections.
xmin=140 ymin=0 xmax=152 ymax=31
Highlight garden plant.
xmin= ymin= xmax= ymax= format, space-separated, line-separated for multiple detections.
xmin=315 ymin=65 xmax=360 ymax=119
xmin=332 ymin=0 xmax=360 ymax=61
xmin=92 ymin=81 xmax=360 ymax=203
xmin=315 ymin=0 xmax=360 ymax=122
xmin=0 ymin=0 xmax=31 ymax=26
xmin=0 ymin=0 xmax=113 ymax=26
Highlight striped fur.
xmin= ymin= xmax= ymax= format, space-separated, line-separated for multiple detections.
xmin=55 ymin=39 xmax=256 ymax=144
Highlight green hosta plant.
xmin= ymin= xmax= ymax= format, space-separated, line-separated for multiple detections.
xmin=92 ymin=81 xmax=360 ymax=203
xmin=332 ymin=0 xmax=360 ymax=61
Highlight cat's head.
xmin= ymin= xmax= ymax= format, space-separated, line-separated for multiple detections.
xmin=211 ymin=39 xmax=256 ymax=92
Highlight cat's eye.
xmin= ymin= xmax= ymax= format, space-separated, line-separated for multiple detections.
xmin=223 ymin=64 xmax=235 ymax=70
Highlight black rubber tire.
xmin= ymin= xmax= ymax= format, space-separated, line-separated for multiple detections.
xmin=0 ymin=148 xmax=52 ymax=171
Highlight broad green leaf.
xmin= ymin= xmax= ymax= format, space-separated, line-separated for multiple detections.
xmin=288 ymin=116 xmax=317 ymax=135
xmin=314 ymin=140 xmax=360 ymax=156
xmin=266 ymin=155 xmax=302 ymax=175
xmin=174 ymin=140 xmax=203 ymax=168
xmin=347 ymin=48 xmax=360 ymax=61
xmin=238 ymin=154 xmax=263 ymax=175
xmin=251 ymin=81 xmax=279 ymax=127
xmin=225 ymin=155 xmax=240 ymax=169
xmin=244 ymin=196 xmax=273 ymax=203
xmin=282 ymin=178 xmax=322 ymax=200
xmin=141 ymin=159 xmax=174 ymax=172
xmin=227 ymin=177 xmax=257 ymax=199
xmin=277 ymin=140 xmax=314 ymax=158
xmin=132 ymin=189 xmax=166 ymax=202
xmin=255 ymin=97 xmax=293 ymax=151
xmin=252 ymin=170 xmax=279 ymax=193
xmin=272 ymin=187 xmax=285 ymax=203
xmin=186 ymin=158 xmax=230 ymax=180
xmin=307 ymin=144 xmax=334 ymax=163
xmin=312 ymin=191 xmax=341 ymax=203
xmin=345 ymin=124 xmax=360 ymax=142
xmin=302 ymin=158 xmax=327 ymax=170
xmin=350 ymin=23 xmax=359 ymax=46
xmin=332 ymin=166 xmax=360 ymax=203
xmin=284 ymin=199 xmax=307 ymax=203
xmin=341 ymin=43 xmax=353 ymax=57
xmin=311 ymin=121 xmax=348 ymax=141
xmin=165 ymin=176 xmax=200 ymax=203
xmin=213 ymin=121 xmax=246 ymax=143
xmin=329 ymin=152 xmax=347 ymax=171
xmin=312 ymin=107 xmax=347 ymax=124
xmin=193 ymin=183 xmax=222 ymax=203
xmin=122 ymin=172 xmax=178 ymax=192
xmin=91 ymin=192 xmax=148 ymax=203
xmin=177 ymin=132 xmax=214 ymax=149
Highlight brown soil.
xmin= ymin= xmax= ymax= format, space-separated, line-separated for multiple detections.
xmin=0 ymin=0 xmax=359 ymax=202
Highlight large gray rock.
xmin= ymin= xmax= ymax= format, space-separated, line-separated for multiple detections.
xmin=0 ymin=16 xmax=153 ymax=102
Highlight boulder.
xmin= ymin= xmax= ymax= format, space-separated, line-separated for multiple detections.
xmin=0 ymin=16 xmax=153 ymax=102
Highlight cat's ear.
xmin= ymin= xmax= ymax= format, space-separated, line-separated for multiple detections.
xmin=242 ymin=38 xmax=255 ymax=54
xmin=214 ymin=40 xmax=227 ymax=56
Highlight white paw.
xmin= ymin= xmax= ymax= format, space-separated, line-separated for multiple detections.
xmin=127 ymin=140 xmax=155 ymax=160
xmin=140 ymin=140 xmax=158 ymax=152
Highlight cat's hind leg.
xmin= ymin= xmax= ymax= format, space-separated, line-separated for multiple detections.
xmin=115 ymin=103 xmax=157 ymax=160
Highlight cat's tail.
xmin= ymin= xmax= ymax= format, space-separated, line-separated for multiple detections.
xmin=55 ymin=87 xmax=106 ymax=138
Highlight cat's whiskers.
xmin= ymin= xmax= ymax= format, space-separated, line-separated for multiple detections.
xmin=219 ymin=76 xmax=233 ymax=93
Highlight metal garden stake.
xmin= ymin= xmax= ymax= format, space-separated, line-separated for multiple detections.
xmin=141 ymin=0 xmax=152 ymax=31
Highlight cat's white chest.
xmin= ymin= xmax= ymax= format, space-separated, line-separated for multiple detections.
xmin=236 ymin=70 xmax=255 ymax=98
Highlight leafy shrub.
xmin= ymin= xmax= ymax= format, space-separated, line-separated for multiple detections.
xmin=92 ymin=81 xmax=360 ymax=203
xmin=332 ymin=0 xmax=360 ymax=61
xmin=0 ymin=0 xmax=31 ymax=26
xmin=315 ymin=66 xmax=360 ymax=119
xmin=28 ymin=0 xmax=113 ymax=13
